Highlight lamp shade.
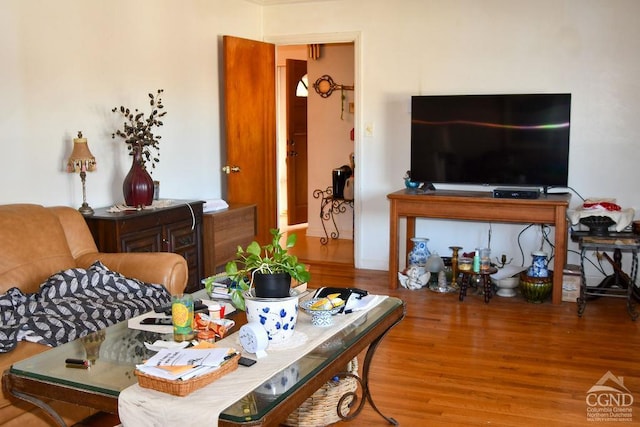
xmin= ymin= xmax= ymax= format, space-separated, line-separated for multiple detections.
xmin=67 ymin=131 xmax=96 ymax=173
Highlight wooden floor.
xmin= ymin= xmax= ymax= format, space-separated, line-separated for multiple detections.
xmin=292 ymin=235 xmax=640 ymax=426
xmin=79 ymin=234 xmax=640 ymax=426
xmin=284 ymin=224 xmax=355 ymax=268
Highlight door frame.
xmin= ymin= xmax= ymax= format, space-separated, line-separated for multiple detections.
xmin=267 ymin=31 xmax=361 ymax=266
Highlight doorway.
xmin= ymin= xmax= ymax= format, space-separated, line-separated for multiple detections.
xmin=276 ymin=42 xmax=356 ymax=266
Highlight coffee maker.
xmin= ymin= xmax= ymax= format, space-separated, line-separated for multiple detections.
xmin=332 ymin=165 xmax=352 ymax=199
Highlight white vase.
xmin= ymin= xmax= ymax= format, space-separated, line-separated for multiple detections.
xmin=408 ymin=237 xmax=430 ymax=274
xmin=243 ymin=290 xmax=299 ymax=344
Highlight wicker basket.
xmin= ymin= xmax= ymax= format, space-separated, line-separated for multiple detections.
xmin=135 ymin=353 xmax=240 ymax=396
xmin=284 ymin=358 xmax=359 ymax=427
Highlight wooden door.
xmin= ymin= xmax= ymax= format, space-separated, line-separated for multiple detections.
xmin=285 ymin=59 xmax=308 ymax=226
xmin=223 ymin=36 xmax=276 ymax=245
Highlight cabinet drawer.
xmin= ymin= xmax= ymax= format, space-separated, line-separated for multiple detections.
xmin=167 ymin=221 xmax=198 ymax=252
xmin=179 ymin=246 xmax=200 ymax=292
xmin=121 ymin=227 xmax=163 ymax=252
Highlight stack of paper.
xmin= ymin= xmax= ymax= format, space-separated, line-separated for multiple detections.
xmin=136 ymin=348 xmax=237 ymax=381
xmin=208 ymin=286 xmax=231 ymax=300
xmin=203 ymin=199 xmax=229 ymax=212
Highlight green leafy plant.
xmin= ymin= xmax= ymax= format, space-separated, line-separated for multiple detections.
xmin=111 ymin=89 xmax=166 ymax=170
xmin=224 ymin=228 xmax=311 ymax=310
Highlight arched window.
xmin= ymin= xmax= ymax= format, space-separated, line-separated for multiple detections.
xmin=295 ymin=74 xmax=308 ymax=97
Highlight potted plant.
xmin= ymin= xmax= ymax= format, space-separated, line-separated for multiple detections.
xmin=224 ymin=228 xmax=311 ymax=310
xmin=112 ymin=89 xmax=166 ymax=207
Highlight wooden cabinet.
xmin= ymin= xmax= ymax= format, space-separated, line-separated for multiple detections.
xmin=84 ymin=200 xmax=204 ymax=293
xmin=203 ymin=204 xmax=257 ymax=277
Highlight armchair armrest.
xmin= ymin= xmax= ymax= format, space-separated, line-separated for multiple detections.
xmin=75 ymin=252 xmax=188 ymax=295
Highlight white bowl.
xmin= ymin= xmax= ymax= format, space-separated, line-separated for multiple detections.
xmin=496 ymin=276 xmax=519 ymax=297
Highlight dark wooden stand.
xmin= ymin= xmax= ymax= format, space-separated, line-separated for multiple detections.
xmin=459 ymin=267 xmax=498 ymax=303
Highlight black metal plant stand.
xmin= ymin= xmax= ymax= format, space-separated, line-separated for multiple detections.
xmin=313 ymin=187 xmax=354 ymax=245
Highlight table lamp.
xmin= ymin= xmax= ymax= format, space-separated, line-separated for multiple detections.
xmin=67 ymin=131 xmax=96 ymax=216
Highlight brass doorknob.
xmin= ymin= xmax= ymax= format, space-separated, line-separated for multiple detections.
xmin=222 ymin=165 xmax=241 ymax=174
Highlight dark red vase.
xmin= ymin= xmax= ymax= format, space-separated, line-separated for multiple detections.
xmin=123 ymin=147 xmax=154 ymax=207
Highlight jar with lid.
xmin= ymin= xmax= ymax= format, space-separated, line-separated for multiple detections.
xmin=197 ymin=329 xmax=216 ymax=344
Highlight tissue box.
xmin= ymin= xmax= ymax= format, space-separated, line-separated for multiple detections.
xmin=562 ymin=264 xmax=582 ymax=303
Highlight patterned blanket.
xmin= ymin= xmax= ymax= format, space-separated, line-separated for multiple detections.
xmin=0 ymin=261 xmax=171 ymax=353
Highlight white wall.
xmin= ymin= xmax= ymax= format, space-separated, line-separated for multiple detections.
xmin=263 ymin=0 xmax=640 ymax=277
xmin=306 ymin=43 xmax=355 ymax=238
xmin=3 ymin=0 xmax=640 ymax=279
xmin=1 ymin=0 xmax=262 ymax=208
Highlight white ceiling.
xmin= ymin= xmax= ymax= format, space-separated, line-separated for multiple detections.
xmin=246 ymin=0 xmax=330 ymax=5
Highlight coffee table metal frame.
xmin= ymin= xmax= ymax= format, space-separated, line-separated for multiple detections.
xmin=2 ymin=297 xmax=405 ymax=427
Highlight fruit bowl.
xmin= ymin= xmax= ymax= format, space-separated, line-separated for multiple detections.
xmin=300 ymin=298 xmax=342 ymax=327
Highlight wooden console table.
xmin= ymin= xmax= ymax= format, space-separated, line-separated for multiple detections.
xmin=387 ymin=189 xmax=571 ymax=304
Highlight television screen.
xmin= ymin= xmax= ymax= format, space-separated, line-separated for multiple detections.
xmin=410 ymin=93 xmax=571 ymax=189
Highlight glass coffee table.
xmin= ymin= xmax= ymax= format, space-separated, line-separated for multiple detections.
xmin=3 ymin=296 xmax=405 ymax=426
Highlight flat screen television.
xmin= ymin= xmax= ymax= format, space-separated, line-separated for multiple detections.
xmin=410 ymin=93 xmax=571 ymax=191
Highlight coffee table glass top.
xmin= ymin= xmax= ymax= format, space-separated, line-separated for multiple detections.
xmin=10 ymin=320 xmax=168 ymax=397
xmin=9 ymin=295 xmax=403 ymax=421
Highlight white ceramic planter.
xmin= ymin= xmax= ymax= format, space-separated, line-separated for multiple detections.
xmin=243 ymin=290 xmax=299 ymax=344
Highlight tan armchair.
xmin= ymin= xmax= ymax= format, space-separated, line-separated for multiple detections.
xmin=0 ymin=204 xmax=188 ymax=426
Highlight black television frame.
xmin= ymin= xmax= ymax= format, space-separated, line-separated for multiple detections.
xmin=410 ymin=93 xmax=571 ymax=191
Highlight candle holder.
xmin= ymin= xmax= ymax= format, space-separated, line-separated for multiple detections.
xmin=449 ymin=246 xmax=462 ymax=288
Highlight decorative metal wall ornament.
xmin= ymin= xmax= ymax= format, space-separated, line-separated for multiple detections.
xmin=313 ymin=74 xmax=355 ymax=119
xmin=313 ymin=74 xmax=354 ymax=98
xmin=314 ymin=75 xmax=337 ymax=98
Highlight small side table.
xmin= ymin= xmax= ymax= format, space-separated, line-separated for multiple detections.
xmin=576 ymin=235 xmax=639 ymax=320
xmin=313 ymin=187 xmax=354 ymax=245
xmin=459 ymin=267 xmax=498 ymax=304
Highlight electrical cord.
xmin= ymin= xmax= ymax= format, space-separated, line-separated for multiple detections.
xmin=185 ymin=202 xmax=196 ymax=231
xmin=516 ymin=223 xmax=536 ymax=266
xmin=540 ymin=222 xmax=607 ymax=275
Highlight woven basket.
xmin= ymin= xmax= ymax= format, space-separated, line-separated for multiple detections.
xmin=284 ymin=358 xmax=359 ymax=427
xmin=135 ymin=353 xmax=240 ymax=396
